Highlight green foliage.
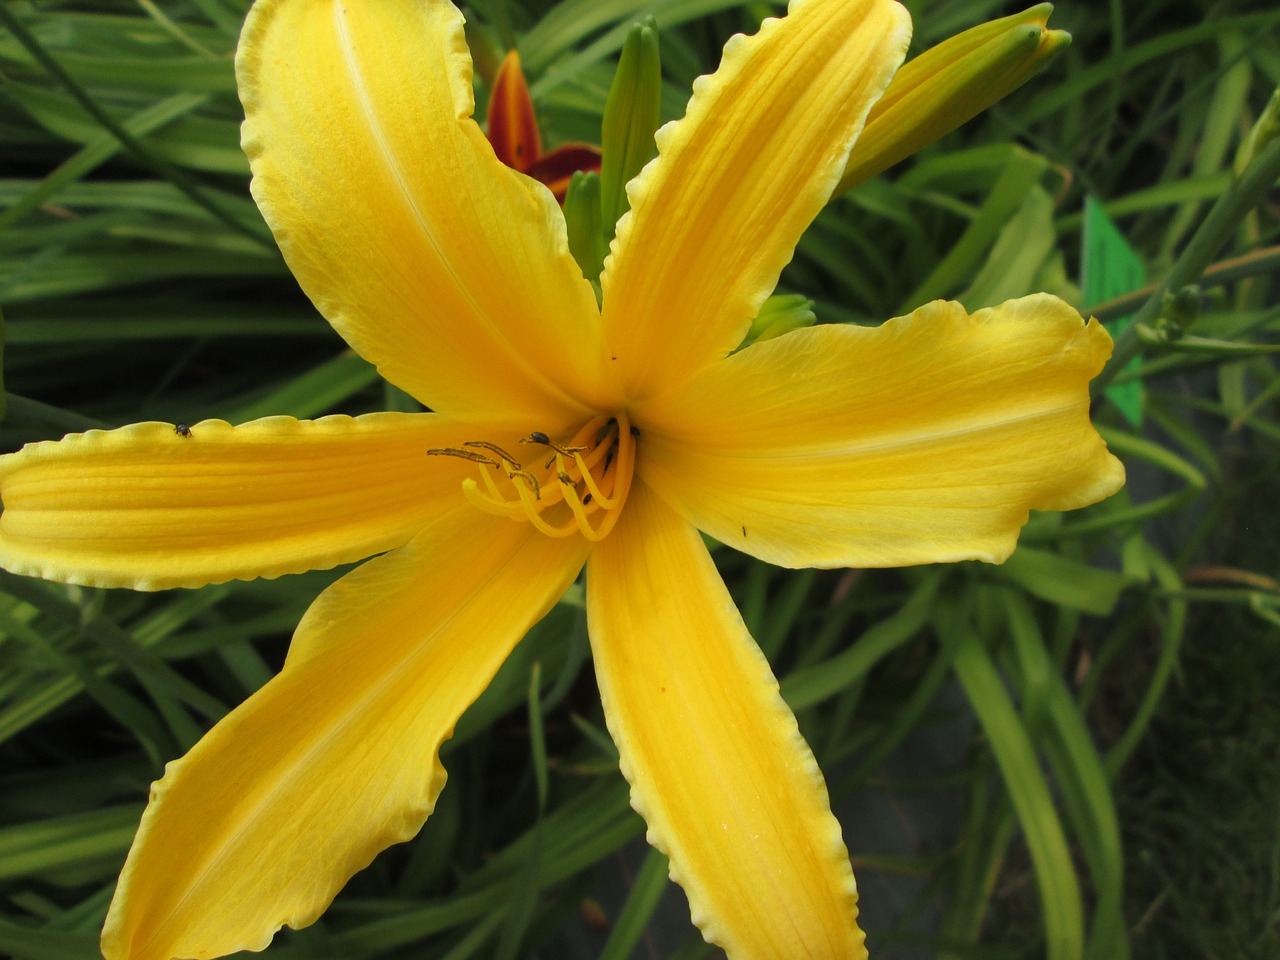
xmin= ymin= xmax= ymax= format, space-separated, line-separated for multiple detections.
xmin=1 ymin=1 xmax=1278 ymax=958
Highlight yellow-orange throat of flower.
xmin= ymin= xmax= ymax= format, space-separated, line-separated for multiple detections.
xmin=428 ymin=413 xmax=636 ymax=542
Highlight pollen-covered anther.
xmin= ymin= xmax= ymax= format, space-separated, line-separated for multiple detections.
xmin=427 ymin=413 xmax=635 ymax=542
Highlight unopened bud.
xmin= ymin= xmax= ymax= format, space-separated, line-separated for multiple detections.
xmin=600 ymin=19 xmax=662 ymax=240
xmin=838 ymin=4 xmax=1069 ymax=194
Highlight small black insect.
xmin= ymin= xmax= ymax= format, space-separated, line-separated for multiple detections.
xmin=527 ymin=431 xmax=551 ymax=445
xmin=174 ymin=423 xmax=192 ymax=438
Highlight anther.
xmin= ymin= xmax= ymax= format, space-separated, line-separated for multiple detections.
xmin=520 ymin=433 xmax=589 ymax=457
xmin=509 ymin=468 xmax=541 ymax=498
xmin=464 ymin=440 xmax=523 ymax=469
xmin=427 ymin=447 xmax=502 ymax=468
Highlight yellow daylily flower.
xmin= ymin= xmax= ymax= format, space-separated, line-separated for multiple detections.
xmin=0 ymin=1 xmax=1124 ymax=958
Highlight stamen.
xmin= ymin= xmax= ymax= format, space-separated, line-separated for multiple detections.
xmin=464 ymin=440 xmax=523 ymax=469
xmin=462 ymin=471 xmax=524 ymax=518
xmin=511 ymin=473 xmax=580 ymax=538
xmin=572 ymin=450 xmax=619 ymax=509
xmin=557 ymin=470 xmax=619 ymax=541
xmin=426 ymin=447 xmax=501 ymax=468
xmin=506 ymin=466 xmax=541 ymax=498
xmin=520 ymin=433 xmax=589 ymax=457
xmin=462 ymin=478 xmax=521 ymax=518
xmin=439 ymin=413 xmax=636 ymax=540
xmin=585 ymin=417 xmax=635 ymax=542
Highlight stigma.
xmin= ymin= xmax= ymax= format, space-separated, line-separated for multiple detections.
xmin=427 ymin=414 xmax=636 ymax=542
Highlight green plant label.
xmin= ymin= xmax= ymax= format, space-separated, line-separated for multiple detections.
xmin=1082 ymin=196 xmax=1144 ymax=427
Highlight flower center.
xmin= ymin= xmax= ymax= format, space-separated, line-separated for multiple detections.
xmin=427 ymin=413 xmax=636 ymax=542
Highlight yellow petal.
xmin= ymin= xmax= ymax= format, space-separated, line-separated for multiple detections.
xmin=838 ymin=3 xmax=1070 ymax=193
xmin=0 ymin=414 xmax=484 ymax=590
xmin=588 ymin=482 xmax=864 ymax=959
xmin=599 ymin=0 xmax=911 ymax=402
xmin=236 ymin=0 xmax=619 ymax=430
xmin=101 ymin=507 xmax=588 ymax=960
xmin=636 ymin=295 xmax=1125 ymax=568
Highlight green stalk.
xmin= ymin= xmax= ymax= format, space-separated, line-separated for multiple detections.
xmin=1093 ymin=136 xmax=1280 ymax=396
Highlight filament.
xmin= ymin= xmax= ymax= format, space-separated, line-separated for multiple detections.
xmin=430 ymin=413 xmax=635 ymax=541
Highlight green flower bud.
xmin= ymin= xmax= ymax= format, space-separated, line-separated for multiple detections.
xmin=600 ymin=19 xmax=662 ymax=240
xmin=838 ymin=4 xmax=1069 ymax=194
xmin=744 ymin=294 xmax=817 ymax=346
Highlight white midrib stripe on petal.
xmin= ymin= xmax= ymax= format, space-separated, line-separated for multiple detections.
xmin=331 ymin=2 xmax=586 ymax=415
